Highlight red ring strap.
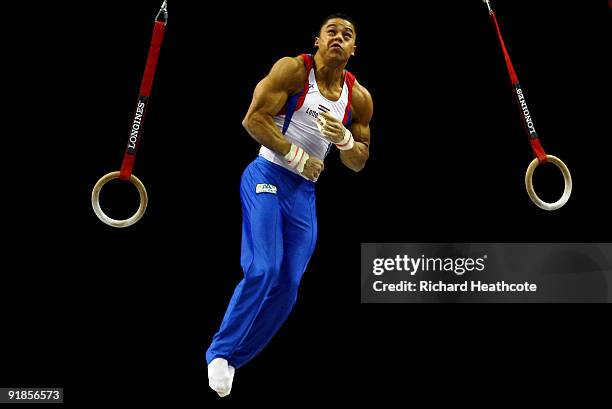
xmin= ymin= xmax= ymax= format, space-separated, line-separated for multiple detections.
xmin=489 ymin=8 xmax=548 ymax=164
xmin=119 ymin=20 xmax=166 ymax=181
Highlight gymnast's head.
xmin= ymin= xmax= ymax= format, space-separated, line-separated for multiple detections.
xmin=315 ymin=13 xmax=357 ymax=66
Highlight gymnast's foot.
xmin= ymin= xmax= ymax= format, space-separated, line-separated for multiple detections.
xmin=208 ymin=358 xmax=235 ymax=397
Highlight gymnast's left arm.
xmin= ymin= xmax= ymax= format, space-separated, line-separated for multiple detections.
xmin=340 ymin=81 xmax=372 ymax=172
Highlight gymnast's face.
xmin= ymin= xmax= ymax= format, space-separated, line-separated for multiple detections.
xmin=315 ymin=18 xmax=356 ymax=64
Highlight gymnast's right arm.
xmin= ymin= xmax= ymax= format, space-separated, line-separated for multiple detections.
xmin=242 ymin=57 xmax=306 ymax=156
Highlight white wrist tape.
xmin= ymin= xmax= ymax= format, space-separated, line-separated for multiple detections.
xmin=284 ymin=143 xmax=309 ymax=174
xmin=335 ymin=128 xmax=354 ymax=151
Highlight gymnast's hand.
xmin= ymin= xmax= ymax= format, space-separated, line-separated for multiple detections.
xmin=316 ymin=112 xmax=355 ymax=150
xmin=301 ymin=157 xmax=324 ymax=182
xmin=316 ymin=112 xmax=346 ymax=143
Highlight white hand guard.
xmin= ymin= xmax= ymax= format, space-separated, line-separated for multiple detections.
xmin=335 ymin=127 xmax=354 ymax=150
xmin=284 ymin=143 xmax=309 ymax=174
xmin=316 ymin=115 xmax=354 ymax=150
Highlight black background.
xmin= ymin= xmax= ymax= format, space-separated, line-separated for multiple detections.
xmin=3 ymin=0 xmax=611 ymax=404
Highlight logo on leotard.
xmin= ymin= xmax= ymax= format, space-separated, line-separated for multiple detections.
xmin=305 ymin=107 xmax=319 ymax=119
xmin=306 ymin=104 xmax=331 ymax=120
xmin=256 ymin=184 xmax=277 ymax=194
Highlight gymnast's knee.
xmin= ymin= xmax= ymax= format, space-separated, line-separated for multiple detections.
xmin=244 ymin=259 xmax=281 ymax=288
xmin=277 ymin=268 xmax=305 ymax=298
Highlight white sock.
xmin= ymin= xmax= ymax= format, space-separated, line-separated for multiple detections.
xmin=208 ymin=358 xmax=236 ymax=397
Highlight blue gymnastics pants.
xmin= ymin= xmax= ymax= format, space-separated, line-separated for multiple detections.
xmin=206 ymin=156 xmax=317 ymax=369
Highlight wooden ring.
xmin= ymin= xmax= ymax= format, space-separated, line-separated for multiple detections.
xmin=525 ymin=155 xmax=572 ymax=211
xmin=92 ymin=171 xmax=148 ymax=227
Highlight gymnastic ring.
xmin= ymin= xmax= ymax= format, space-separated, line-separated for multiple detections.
xmin=525 ymin=155 xmax=572 ymax=211
xmin=92 ymin=171 xmax=148 ymax=228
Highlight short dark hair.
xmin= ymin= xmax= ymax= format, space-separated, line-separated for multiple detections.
xmin=318 ymin=13 xmax=357 ymax=37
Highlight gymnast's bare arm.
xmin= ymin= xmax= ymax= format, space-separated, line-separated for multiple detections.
xmin=242 ymin=57 xmax=307 ymax=156
xmin=340 ymin=80 xmax=372 ymax=172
